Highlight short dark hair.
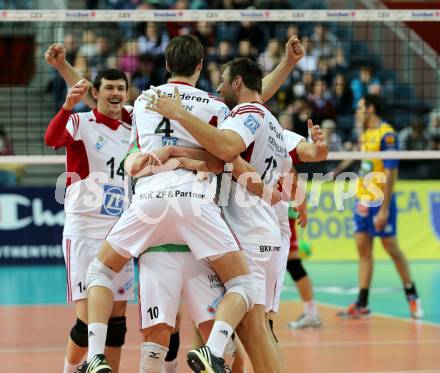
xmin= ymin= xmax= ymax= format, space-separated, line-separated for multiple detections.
xmin=165 ymin=35 xmax=204 ymax=77
xmin=363 ymin=94 xmax=384 ymax=117
xmin=224 ymin=57 xmax=263 ymax=94
xmin=93 ymin=69 xmax=129 ymax=91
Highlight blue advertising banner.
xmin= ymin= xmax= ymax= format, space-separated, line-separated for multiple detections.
xmin=0 ymin=187 xmax=64 ymax=264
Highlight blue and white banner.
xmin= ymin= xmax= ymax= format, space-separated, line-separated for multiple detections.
xmin=0 ymin=187 xmax=64 ymax=264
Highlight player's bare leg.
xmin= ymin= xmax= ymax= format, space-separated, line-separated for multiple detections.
xmin=356 ymin=232 xmax=374 ymax=290
xmin=82 ymin=241 xmax=131 ymax=372
xmin=267 ymin=312 xmax=283 ymax=371
xmin=237 ymin=305 xmax=283 ymax=373
xmin=286 ymin=252 xmax=321 ymax=329
xmin=381 ymin=236 xmax=423 ymax=318
xmin=66 ymin=287 xmax=127 ymax=373
xmin=187 ymin=251 xmax=255 ymax=373
xmin=338 ymin=232 xmax=373 ymax=319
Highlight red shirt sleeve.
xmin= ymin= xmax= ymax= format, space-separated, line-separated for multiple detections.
xmin=45 ymin=108 xmax=73 ymax=149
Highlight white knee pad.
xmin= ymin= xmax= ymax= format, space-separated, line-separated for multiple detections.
xmin=224 ymin=274 xmax=257 ymax=311
xmin=140 ymin=342 xmax=168 ymax=373
xmin=86 ymin=258 xmax=117 ymax=293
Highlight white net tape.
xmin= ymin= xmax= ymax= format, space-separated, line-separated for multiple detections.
xmin=1 ymin=9 xmax=440 ymax=22
xmin=0 ymin=150 xmax=439 ymax=164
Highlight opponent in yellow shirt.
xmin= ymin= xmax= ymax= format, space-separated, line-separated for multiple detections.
xmin=337 ymin=94 xmax=422 ymax=321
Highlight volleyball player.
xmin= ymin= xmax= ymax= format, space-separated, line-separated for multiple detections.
xmin=44 ymin=69 xmax=134 ymax=373
xmin=336 ymin=94 xmax=423 ymax=319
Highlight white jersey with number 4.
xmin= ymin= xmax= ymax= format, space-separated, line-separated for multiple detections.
xmin=63 ymin=107 xmax=132 ymax=239
xmin=219 ymin=103 xmax=289 ymax=246
xmin=133 ymin=82 xmax=230 ymax=193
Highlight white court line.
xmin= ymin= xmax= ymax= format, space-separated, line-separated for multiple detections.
xmin=2 ymin=339 xmax=440 ymax=353
xmin=330 ymin=370 xmax=440 ymax=373
xmin=309 ymin=300 xmax=440 ymax=329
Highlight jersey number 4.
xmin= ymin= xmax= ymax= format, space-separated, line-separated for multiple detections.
xmin=154 ymin=117 xmax=174 ymax=137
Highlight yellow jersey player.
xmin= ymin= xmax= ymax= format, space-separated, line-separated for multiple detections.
xmin=337 ymin=94 xmax=423 ymax=319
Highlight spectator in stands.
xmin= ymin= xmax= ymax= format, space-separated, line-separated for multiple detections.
xmin=88 ymin=36 xmax=113 ymax=74
xmin=310 ymin=24 xmax=338 ymax=58
xmin=237 ymin=39 xmax=257 ymax=59
xmin=117 ymin=40 xmax=140 ymax=77
xmin=428 ymin=109 xmax=440 ymax=150
xmin=131 ymin=54 xmax=161 ymax=92
xmin=216 ymin=40 xmax=234 ymax=64
xmin=257 ymin=38 xmax=282 ymax=73
xmin=295 ymin=36 xmax=318 ymax=73
xmin=329 ymin=47 xmax=349 ymax=74
xmin=194 ymin=21 xmax=216 ymax=55
xmin=0 ymin=0 xmax=33 ymax=8
xmin=166 ymin=0 xmax=195 ymax=37
xmin=332 ymin=73 xmax=353 ymax=115
xmin=292 ymin=70 xmax=314 ymax=98
xmin=307 ymin=79 xmax=336 ymax=122
xmin=137 ymin=22 xmax=169 ymax=58
xmin=290 ymin=98 xmax=313 ymax=138
xmin=237 ymin=21 xmax=266 ymax=52
xmin=316 ymin=56 xmax=333 ymax=86
xmin=321 ymin=119 xmax=343 ymax=152
xmin=350 ymin=64 xmax=380 ymax=109
xmin=398 ymin=116 xmax=433 ymax=151
xmin=278 ymin=111 xmax=294 ymax=131
xmin=0 ymin=126 xmax=19 ymax=187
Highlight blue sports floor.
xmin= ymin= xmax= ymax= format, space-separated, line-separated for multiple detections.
xmin=1 ymin=261 xmax=439 ymax=324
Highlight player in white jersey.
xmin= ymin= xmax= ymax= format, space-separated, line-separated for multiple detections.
xmin=82 ymin=35 xmax=260 ymax=373
xmin=148 ymin=56 xmax=306 ymax=373
xmin=269 ymin=123 xmax=328 ymax=336
xmin=44 ymin=67 xmax=134 ymax=373
xmin=48 ymin=34 xmax=303 ymax=373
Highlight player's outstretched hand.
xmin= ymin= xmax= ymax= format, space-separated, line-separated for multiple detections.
xmin=63 ymin=79 xmax=88 ymax=111
xmin=44 ymin=43 xmax=67 ymax=68
xmin=145 ymin=86 xmax=184 ymax=120
xmin=285 ymin=35 xmax=304 ymax=65
xmin=307 ymin=119 xmax=328 ymax=160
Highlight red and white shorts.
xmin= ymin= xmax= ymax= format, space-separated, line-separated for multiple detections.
xmin=62 ymin=235 xmax=135 ymax=302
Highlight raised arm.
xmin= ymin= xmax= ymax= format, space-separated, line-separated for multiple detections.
xmin=296 ymin=119 xmax=329 ymax=162
xmin=261 ymin=35 xmax=304 ymax=103
xmin=45 ymin=43 xmax=96 ymax=108
xmin=45 ymin=80 xmax=88 ymax=148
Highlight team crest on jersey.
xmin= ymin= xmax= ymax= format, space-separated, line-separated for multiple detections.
xmin=429 ymin=192 xmax=440 ymax=240
xmin=95 ymin=135 xmax=107 ymax=150
xmin=244 ymin=115 xmax=259 ymax=134
xmin=100 ymin=184 xmax=124 ymax=216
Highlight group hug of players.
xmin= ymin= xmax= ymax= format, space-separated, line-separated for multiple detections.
xmin=45 ymin=31 xmax=421 ymax=373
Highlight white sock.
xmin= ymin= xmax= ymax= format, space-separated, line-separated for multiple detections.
xmin=140 ymin=342 xmax=168 ymax=373
xmin=223 ymin=336 xmax=236 ymax=369
xmin=87 ymin=323 xmax=108 ymax=362
xmin=206 ymin=320 xmax=233 ymax=358
xmin=304 ymin=301 xmax=319 ymax=317
xmin=162 ymin=358 xmax=178 ymax=373
xmin=63 ymin=357 xmax=77 ymax=373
